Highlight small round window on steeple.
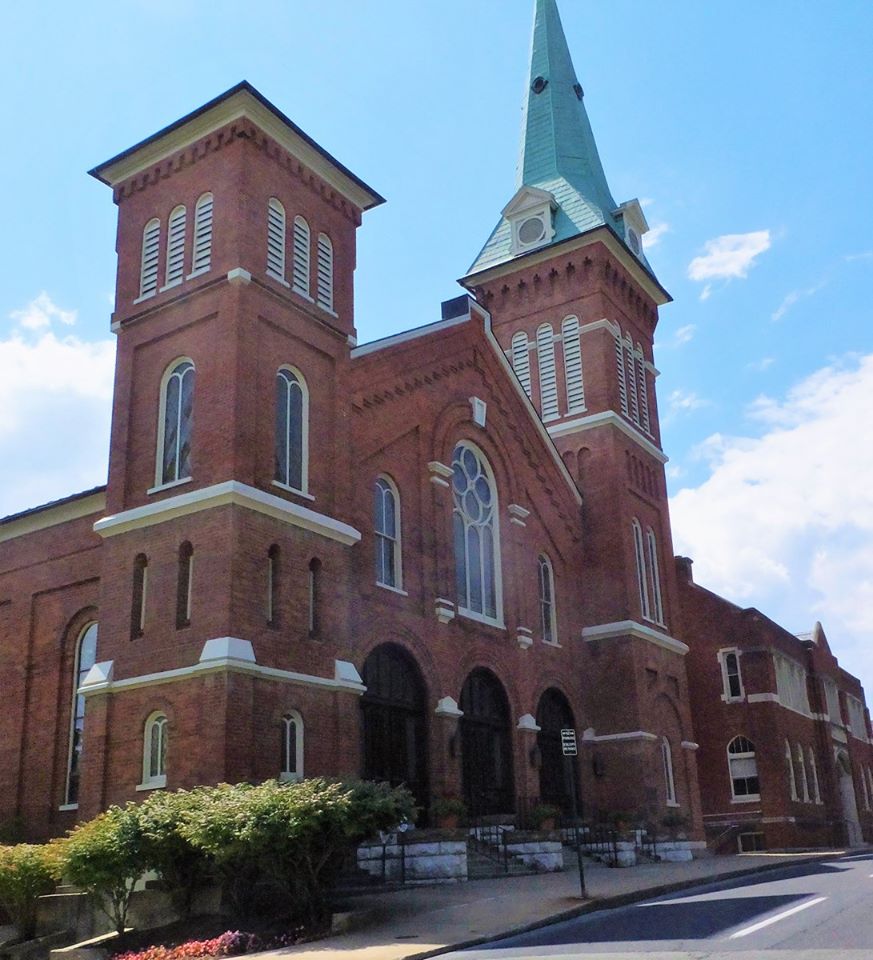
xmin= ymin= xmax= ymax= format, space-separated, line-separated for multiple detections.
xmin=518 ymin=215 xmax=546 ymax=245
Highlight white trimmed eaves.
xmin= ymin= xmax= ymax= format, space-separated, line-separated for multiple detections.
xmin=350 ymin=314 xmax=471 ymax=359
xmin=548 ymin=411 xmax=668 ymax=464
xmin=0 ymin=491 xmax=106 ymax=544
xmin=582 ymin=620 xmax=689 ymax=656
xmin=94 ymin=480 xmax=361 ymax=545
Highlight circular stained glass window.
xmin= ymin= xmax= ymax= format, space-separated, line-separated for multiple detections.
xmin=518 ymin=216 xmax=546 ymax=245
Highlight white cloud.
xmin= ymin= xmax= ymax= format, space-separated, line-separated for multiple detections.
xmin=643 ymin=222 xmax=670 ymax=249
xmin=674 ymin=324 xmax=696 ymax=346
xmin=688 ymin=230 xmax=772 ymax=283
xmin=747 ymin=356 xmax=775 ymax=373
xmin=0 ymin=295 xmax=115 ymax=517
xmin=771 ymin=280 xmax=827 ymax=322
xmin=670 ymin=353 xmax=873 ymax=695
xmin=665 ymin=388 xmax=708 ymax=422
xmin=699 ymin=284 xmax=712 ymax=302
xmin=845 ymin=251 xmax=873 ymax=262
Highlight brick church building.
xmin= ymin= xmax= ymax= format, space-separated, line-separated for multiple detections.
xmin=2 ymin=0 xmax=871 ymax=853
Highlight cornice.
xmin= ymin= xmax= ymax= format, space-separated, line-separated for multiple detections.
xmin=582 ymin=620 xmax=689 ymax=656
xmin=548 ymin=410 xmax=668 ymax=464
xmin=0 ymin=491 xmax=106 ymax=544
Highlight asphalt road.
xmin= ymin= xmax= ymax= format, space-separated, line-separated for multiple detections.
xmin=445 ymin=852 xmax=873 ymax=960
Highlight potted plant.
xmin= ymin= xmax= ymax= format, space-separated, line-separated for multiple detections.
xmin=430 ymin=797 xmax=466 ymax=829
xmin=529 ymin=803 xmax=561 ymax=831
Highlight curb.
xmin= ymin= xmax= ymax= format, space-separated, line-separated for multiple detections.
xmin=406 ymin=853 xmax=840 ymax=959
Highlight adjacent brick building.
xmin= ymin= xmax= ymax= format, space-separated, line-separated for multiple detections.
xmin=1 ymin=0 xmax=871 ymax=852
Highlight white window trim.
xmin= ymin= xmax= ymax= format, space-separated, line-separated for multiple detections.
xmin=316 ymin=232 xmax=335 ymax=313
xmin=510 ymin=330 xmax=532 ymax=399
xmin=662 ymin=737 xmax=678 ymax=807
xmin=808 ymin=748 xmax=822 ymax=804
xmin=632 ymin=519 xmax=651 ymax=621
xmin=138 ymin=217 xmax=161 ymax=301
xmin=562 ymin=315 xmax=586 ymax=414
xmin=795 ymin=744 xmax=810 ymax=802
xmin=536 ymin=323 xmax=559 ymax=421
xmin=154 ymin=357 xmax=195 ymax=489
xmin=727 ymin=737 xmax=760 ymax=803
xmin=164 ymin=204 xmax=187 ymax=289
xmin=271 ymin=480 xmax=315 ymax=502
xmin=718 ymin=648 xmax=746 ymax=702
xmin=275 ymin=365 xmax=310 ymax=496
xmin=148 ymin=476 xmax=193 ymax=497
xmin=64 ymin=621 xmax=98 ymax=807
xmin=267 ymin=197 xmax=287 ymax=283
xmin=280 ymin=710 xmax=304 ymax=782
xmin=457 ymin=607 xmax=507 ymax=630
xmin=785 ymin=739 xmax=798 ymax=801
xmin=646 ymin=527 xmax=665 ymax=627
xmin=292 ymin=215 xmax=311 ymax=298
xmin=191 ymin=192 xmax=213 ymax=276
xmin=538 ymin=554 xmax=558 ymax=645
xmin=374 ymin=474 xmax=403 ymax=591
xmin=138 ymin=712 xmax=168 ymax=790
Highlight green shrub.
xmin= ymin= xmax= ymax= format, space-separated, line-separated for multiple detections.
xmin=0 ymin=843 xmax=64 ymax=941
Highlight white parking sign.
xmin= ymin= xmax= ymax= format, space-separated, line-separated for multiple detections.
xmin=561 ymin=728 xmax=577 ymax=756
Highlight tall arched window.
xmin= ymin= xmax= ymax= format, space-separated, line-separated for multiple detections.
xmin=614 ymin=331 xmax=629 ymax=416
xmin=452 ymin=443 xmax=500 ymax=622
xmin=538 ymin=554 xmax=556 ymax=643
xmin=721 ymin=651 xmax=743 ymax=700
xmin=635 ymin=345 xmax=651 ymax=434
xmin=808 ymin=747 xmax=822 ymax=804
xmin=191 ymin=193 xmax=213 ymax=275
xmin=176 ymin=541 xmax=194 ymax=629
xmin=64 ymin=621 xmax=98 ymax=806
xmin=157 ymin=359 xmax=195 ymax=487
xmin=274 ymin=366 xmax=308 ymax=493
xmin=308 ymin=558 xmax=321 ymax=636
xmin=785 ymin=739 xmax=798 ymax=801
xmin=131 ymin=554 xmax=148 ymax=640
xmin=631 ymin=519 xmax=651 ymax=620
xmin=795 ymin=744 xmax=810 ymax=802
xmin=142 ymin=713 xmax=167 ymax=789
xmin=646 ymin=527 xmax=665 ymax=625
xmin=374 ymin=476 xmax=402 ymax=590
xmin=280 ymin=711 xmax=304 ymax=781
xmin=266 ymin=544 xmax=280 ymax=626
xmin=139 ymin=218 xmax=161 ymax=300
xmin=662 ymin=737 xmax=677 ymax=805
xmin=165 ymin=205 xmax=187 ymax=288
xmin=316 ymin=233 xmax=334 ymax=312
xmin=727 ymin=736 xmax=760 ymax=800
xmin=624 ymin=335 xmax=640 ymax=424
xmin=511 ymin=331 xmax=532 ymax=399
xmin=536 ymin=323 xmax=559 ymax=420
xmin=292 ymin=216 xmax=311 ymax=297
xmin=267 ymin=198 xmax=287 ymax=281
xmin=562 ymin=316 xmax=585 ymax=413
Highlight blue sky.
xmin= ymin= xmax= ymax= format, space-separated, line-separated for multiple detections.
xmin=2 ymin=2 xmax=873 ymax=698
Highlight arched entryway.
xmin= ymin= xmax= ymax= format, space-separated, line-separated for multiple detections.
xmin=459 ymin=668 xmax=514 ymax=817
xmin=361 ymin=644 xmax=429 ymax=813
xmin=836 ymin=750 xmax=863 ymax=847
xmin=536 ymin=688 xmax=579 ymax=815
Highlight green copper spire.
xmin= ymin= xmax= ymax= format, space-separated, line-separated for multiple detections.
xmin=467 ymin=0 xmax=653 ymax=278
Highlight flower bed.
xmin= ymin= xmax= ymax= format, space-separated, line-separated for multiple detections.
xmin=112 ymin=928 xmax=302 ymax=960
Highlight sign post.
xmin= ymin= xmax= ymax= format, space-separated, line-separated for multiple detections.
xmin=561 ymin=728 xmax=587 ymax=899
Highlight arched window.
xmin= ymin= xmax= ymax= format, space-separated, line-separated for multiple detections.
xmin=631 ymin=519 xmax=651 ymax=621
xmin=785 ymin=739 xmax=798 ymax=800
xmin=721 ymin=650 xmax=743 ymax=700
xmin=266 ymin=544 xmax=280 ymax=625
xmin=131 ymin=554 xmax=148 ymax=640
xmin=316 ymin=233 xmax=334 ymax=312
xmin=280 ymin=711 xmax=304 ymax=781
xmin=452 ymin=443 xmax=501 ymax=622
xmin=614 ymin=332 xmax=629 ymax=416
xmin=861 ymin=767 xmax=871 ymax=812
xmin=562 ymin=317 xmax=585 ymax=413
xmin=142 ymin=713 xmax=167 ymax=789
xmin=727 ymin=736 xmax=759 ymax=800
xmin=292 ymin=216 xmax=311 ymax=297
xmin=139 ymin=218 xmax=161 ymax=300
xmin=536 ymin=323 xmax=559 ymax=420
xmin=165 ymin=205 xmax=187 ymax=288
xmin=267 ymin=198 xmax=286 ymax=281
xmin=64 ymin=621 xmax=98 ymax=806
xmin=538 ymin=554 xmax=556 ymax=643
xmin=625 ymin=335 xmax=640 ymax=425
xmin=511 ymin=331 xmax=532 ymax=399
xmin=795 ymin=744 xmax=810 ymax=802
xmin=191 ymin=193 xmax=213 ymax=275
xmin=176 ymin=541 xmax=193 ymax=629
xmin=647 ymin=527 xmax=664 ymax=625
xmin=374 ymin=476 xmax=402 ymax=590
xmin=635 ymin=345 xmax=651 ymax=434
xmin=308 ymin=558 xmax=321 ymax=636
xmin=808 ymin=747 xmax=821 ymax=804
xmin=274 ymin=366 xmax=308 ymax=493
xmin=157 ymin=359 xmax=195 ymax=487
xmin=662 ymin=737 xmax=677 ymax=805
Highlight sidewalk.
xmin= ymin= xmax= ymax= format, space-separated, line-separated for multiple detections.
xmin=268 ymin=850 xmax=845 ymax=960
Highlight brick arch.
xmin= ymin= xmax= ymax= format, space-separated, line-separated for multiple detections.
xmin=451 ymin=647 xmax=523 ymax=722
xmin=530 ymin=673 xmax=584 ymax=726
xmin=58 ymin=606 xmax=99 ymax=656
xmin=653 ymin=691 xmax=685 ymax=743
xmin=351 ymin=623 xmax=439 ymax=710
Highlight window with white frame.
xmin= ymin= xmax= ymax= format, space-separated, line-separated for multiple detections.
xmin=631 ymin=519 xmax=651 ymax=621
xmin=727 ymin=736 xmax=760 ymax=800
xmin=861 ymin=767 xmax=871 ymax=812
xmin=536 ymin=323 xmax=559 ymax=420
xmin=822 ymin=677 xmax=842 ymax=724
xmin=64 ymin=621 xmax=98 ymax=806
xmin=511 ymin=331 xmax=532 ymax=399
xmin=562 ymin=316 xmax=585 ymax=413
xmin=662 ymin=737 xmax=677 ymax=806
xmin=280 ymin=711 xmax=304 ymax=781
xmin=538 ymin=554 xmax=557 ymax=644
xmin=316 ymin=233 xmax=334 ymax=312
xmin=795 ymin=743 xmax=810 ymax=802
xmin=164 ymin=205 xmax=187 ymax=289
xmin=157 ymin=359 xmax=195 ymax=487
xmin=131 ymin=554 xmax=148 ymax=640
xmin=845 ymin=694 xmax=868 ymax=740
xmin=720 ymin=650 xmax=744 ymax=701
xmin=774 ymin=653 xmax=811 ymax=715
xmin=267 ymin=198 xmax=287 ymax=281
xmin=266 ymin=544 xmax=280 ymax=625
xmin=176 ymin=541 xmax=193 ymax=629
xmin=374 ymin=476 xmax=402 ymax=590
xmin=624 ymin=335 xmax=640 ymax=424
xmin=808 ymin=747 xmax=822 ymax=804
xmin=274 ymin=366 xmax=308 ymax=494
xmin=646 ymin=527 xmax=665 ymax=625
xmin=614 ymin=332 xmax=629 ymax=417
xmin=292 ymin=216 xmax=311 ymax=297
xmin=139 ymin=218 xmax=161 ymax=300
xmin=785 ymin=739 xmax=798 ymax=800
xmin=191 ymin=193 xmax=213 ymax=275
xmin=452 ymin=442 xmax=501 ymax=622
xmin=141 ymin=713 xmax=167 ymax=788
xmin=308 ymin=558 xmax=321 ymax=636
xmin=635 ymin=347 xmax=650 ymax=434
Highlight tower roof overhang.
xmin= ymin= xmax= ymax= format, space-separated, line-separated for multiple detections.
xmin=460 ymin=224 xmax=672 ymax=307
xmin=89 ymin=81 xmax=385 ymax=212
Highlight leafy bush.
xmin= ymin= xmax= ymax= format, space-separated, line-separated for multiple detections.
xmin=112 ymin=929 xmax=300 ymax=960
xmin=0 ymin=843 xmax=64 ymax=941
xmin=64 ymin=805 xmax=147 ymax=936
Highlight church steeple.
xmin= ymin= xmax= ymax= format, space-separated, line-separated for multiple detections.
xmin=467 ymin=0 xmax=653 ymax=279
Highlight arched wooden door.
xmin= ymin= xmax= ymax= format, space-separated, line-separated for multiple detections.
xmin=536 ymin=688 xmax=578 ymax=815
xmin=361 ymin=644 xmax=429 ymax=812
xmin=459 ymin=668 xmax=514 ymax=816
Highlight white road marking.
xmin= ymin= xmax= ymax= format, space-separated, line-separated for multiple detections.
xmin=728 ymin=896 xmax=827 ymax=939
